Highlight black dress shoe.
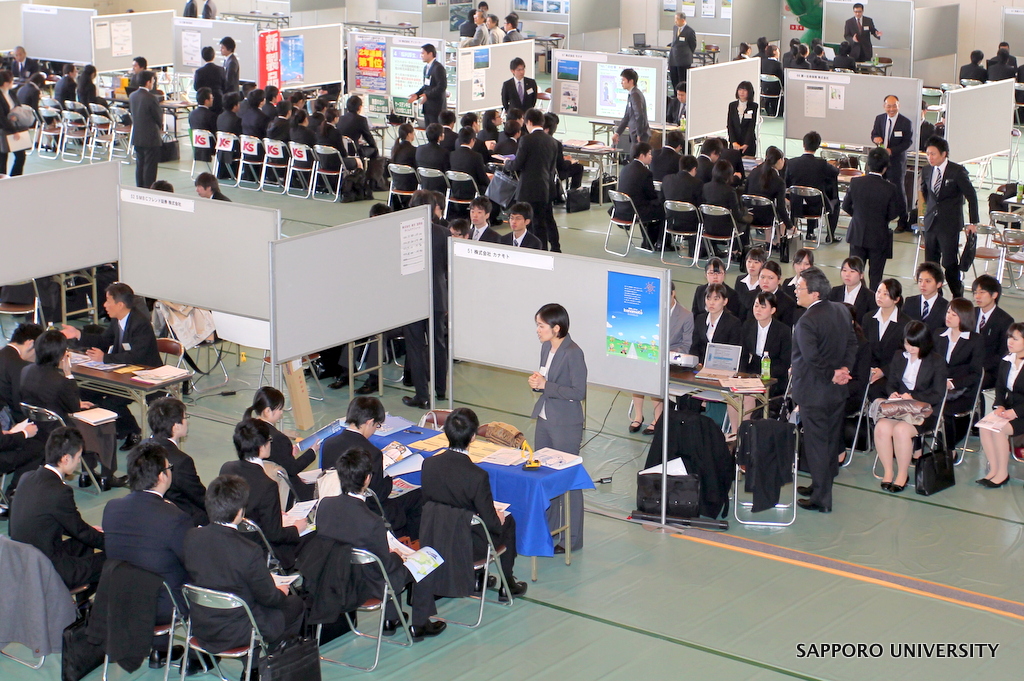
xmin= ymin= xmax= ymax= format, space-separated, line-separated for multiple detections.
xmin=354 ymin=378 xmax=379 ymax=395
xmin=888 ymin=482 xmax=906 ymax=493
xmin=409 ymin=620 xmax=446 ymax=641
xmin=402 ymin=396 xmax=429 ymax=409
xmin=119 ymin=433 xmax=142 ymax=452
xmin=980 ymin=477 xmax=1010 ymax=488
xmin=473 ymin=571 xmax=497 ymax=595
xmin=553 ymin=545 xmax=565 ymax=554
xmin=149 ymin=645 xmax=184 ymax=669
xmin=796 ymin=498 xmax=831 ymax=513
xmin=435 ymin=392 xmax=446 ymax=401
xmin=796 ymin=485 xmax=813 ymax=497
xmin=498 ymin=579 xmax=528 ymax=602
xmin=184 ymin=653 xmax=208 ymax=676
xmin=79 ymin=473 xmax=94 ymax=488
xmin=381 ymin=617 xmax=404 ymax=636
xmin=880 ymin=481 xmax=893 ymax=492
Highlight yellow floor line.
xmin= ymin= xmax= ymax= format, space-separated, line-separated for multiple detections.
xmin=673 ymin=532 xmax=1024 ymax=622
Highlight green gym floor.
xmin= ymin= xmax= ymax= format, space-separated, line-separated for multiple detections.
xmin=3 ymin=113 xmax=1024 ymax=680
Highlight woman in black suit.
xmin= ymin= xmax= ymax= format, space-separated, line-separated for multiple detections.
xmin=726 ymin=80 xmax=758 ymax=157
xmin=745 ymin=146 xmax=793 ymax=247
xmin=288 ymin=109 xmax=317 ymax=148
xmin=864 ymin=278 xmax=908 ymax=401
xmin=828 ymin=256 xmax=876 ymax=325
xmin=317 ymin=107 xmax=361 ymax=171
xmin=390 ymin=123 xmax=417 ymax=167
xmin=741 ymin=291 xmax=791 ymax=398
xmin=0 ymin=70 xmax=28 ymax=176
xmin=935 ymin=298 xmax=983 ymax=446
xmin=477 ymin=109 xmax=501 ymax=144
xmin=978 ymin=322 xmax=1024 ymax=487
xmin=809 ymin=45 xmax=829 ymax=71
xmin=873 ymin=321 xmax=947 ymax=493
xmin=19 ymin=330 xmax=91 ymax=429
xmin=833 ymin=42 xmax=857 ymax=71
xmin=76 ymin=64 xmax=106 ymax=107
xmin=336 ymin=95 xmax=378 ymax=159
xmin=243 ymin=387 xmax=316 ymax=502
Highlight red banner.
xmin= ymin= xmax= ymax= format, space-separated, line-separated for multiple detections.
xmin=258 ymin=30 xmax=281 ymax=90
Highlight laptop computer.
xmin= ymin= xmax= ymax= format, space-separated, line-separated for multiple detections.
xmin=633 ymin=33 xmax=649 ymax=49
xmin=694 ymin=342 xmax=743 ymax=381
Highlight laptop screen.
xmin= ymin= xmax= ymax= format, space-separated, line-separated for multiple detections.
xmin=633 ymin=33 xmax=646 ymax=47
xmin=703 ymin=343 xmax=742 ymax=373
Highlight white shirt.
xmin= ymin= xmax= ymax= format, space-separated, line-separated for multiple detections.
xmin=215 ymin=521 xmax=239 ymax=530
xmin=920 ymin=292 xmax=939 ymax=317
xmin=939 ymin=328 xmax=969 ymax=363
xmin=44 ymin=464 xmax=64 ymax=479
xmin=873 ymin=306 xmax=899 ymax=340
xmin=245 ymin=456 xmax=266 ymax=469
xmin=1006 ymin=353 xmax=1024 ymax=391
xmin=843 ymin=283 xmax=862 ymax=306
xmin=902 ymin=353 xmax=922 ymax=390
xmin=705 ymin=312 xmax=721 ymax=341
xmin=471 ymin=223 xmax=489 ymax=241
xmin=538 ymin=348 xmax=556 ymax=420
xmin=755 ymin=321 xmax=771 ymax=357
xmin=739 ymin=273 xmax=759 ymax=291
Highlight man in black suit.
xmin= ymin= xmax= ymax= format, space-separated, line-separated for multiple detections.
xmin=62 ymin=282 xmax=160 ymax=451
xmin=904 ymin=261 xmax=948 ymax=332
xmin=193 ymin=46 xmax=226 ymax=113
xmin=216 ymin=92 xmax=242 ymax=135
xmin=195 ymin=172 xmax=232 ymax=201
xmin=437 ymin=110 xmax=458 ymax=152
xmin=500 ymin=57 xmax=537 ymax=112
xmin=10 ymin=428 xmax=105 ymax=588
xmin=189 ymin=88 xmax=218 ymax=164
xmin=921 ymin=135 xmax=979 ymax=298
xmin=666 ymin=83 xmax=687 ymax=129
xmin=467 ymin=196 xmax=502 ymax=242
xmin=219 ymin=37 xmax=239 ymax=94
xmin=0 ymin=322 xmax=42 ymax=420
xmin=988 ymin=42 xmax=1018 ymax=69
xmin=316 ymin=448 xmax=445 ymax=641
xmin=792 ymin=268 xmax=857 ymax=513
xmin=53 ymin=64 xmax=78 ymax=108
xmin=960 ymin=50 xmax=988 ymax=84
xmin=337 ymin=95 xmax=379 ymax=158
xmin=16 ymin=73 xmax=44 ymax=112
xmin=450 ymin=126 xmax=491 ymax=196
xmin=509 ymin=108 xmax=560 ymax=251
xmin=614 ymin=142 xmax=664 ymax=248
xmin=842 ymin=147 xmax=901 ymax=289
xmin=870 ymin=95 xmax=913 ymax=231
xmin=145 ymin=397 xmax=207 ymax=526
xmin=662 ymin=153 xmax=703 ymax=206
xmin=695 ymin=137 xmax=722 ymax=184
xmin=128 ymin=57 xmax=149 ymax=92
xmin=786 ymin=130 xmax=840 ymax=240
xmin=651 ymin=130 xmax=684 ymax=181
xmin=668 ymin=13 xmax=697 ymax=91
xmin=102 ymin=441 xmax=194 ymax=669
xmin=408 ymin=43 xmax=447 ymax=126
xmin=265 ymin=101 xmax=292 ymax=142
xmin=973 ymin=274 xmax=1015 ymax=390
xmin=8 ymin=47 xmax=38 ymax=83
xmin=543 ymin=112 xmax=584 ymax=192
xmin=183 ymin=474 xmax=305 ymax=653
xmin=918 ymin=99 xmax=936 ymax=153
xmin=421 ymin=408 xmax=526 ymax=601
xmin=843 ymin=3 xmax=882 ymax=62
xmin=128 ymin=70 xmax=164 ymax=189
xmin=415 ymin=123 xmax=450 ymax=173
xmin=500 ymin=203 xmax=543 ymax=249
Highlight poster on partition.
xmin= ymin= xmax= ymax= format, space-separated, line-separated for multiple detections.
xmin=450 ymin=2 xmax=472 ymax=31
xmin=182 ymin=30 xmax=203 ymax=68
xmin=280 ymin=35 xmax=305 ymax=84
xmin=354 ymin=36 xmax=387 ymax=93
xmin=701 ymin=0 xmax=715 ymax=18
xmin=680 ymin=0 xmax=695 ymax=17
xmin=110 ymin=20 xmax=133 ymax=57
xmin=595 ymin=63 xmax=658 ymax=119
xmin=559 ymin=81 xmax=579 ymax=113
xmin=390 ymin=44 xmax=426 ymax=101
xmin=607 ymin=272 xmax=661 ymax=363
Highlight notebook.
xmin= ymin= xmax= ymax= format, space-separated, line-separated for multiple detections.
xmin=694 ymin=343 xmax=742 ymax=381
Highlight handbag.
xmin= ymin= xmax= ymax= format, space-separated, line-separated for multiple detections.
xmin=565 ymin=186 xmax=591 ymax=213
xmin=485 ymin=170 xmax=518 ymax=208
xmin=61 ymin=607 xmax=105 ymax=681
xmin=959 ymin=231 xmax=977 ymax=272
xmin=257 ymin=637 xmax=322 ymax=681
xmin=635 ymin=470 xmax=700 ymax=519
xmin=914 ymin=446 xmax=955 ymax=495
xmin=159 ymin=136 xmax=180 ymax=163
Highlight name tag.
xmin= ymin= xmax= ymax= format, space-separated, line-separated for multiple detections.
xmin=743 ymin=110 xmax=753 ymax=119
xmin=526 ymin=88 xmax=534 ymax=95
xmin=893 ymin=131 xmax=903 ymax=137
xmin=122 ymin=343 xmax=132 ymax=351
xmin=424 ymin=77 xmax=431 ymax=86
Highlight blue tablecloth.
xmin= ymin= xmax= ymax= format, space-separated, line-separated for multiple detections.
xmin=334 ymin=426 xmax=595 ymax=557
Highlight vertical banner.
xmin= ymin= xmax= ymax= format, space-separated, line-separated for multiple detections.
xmin=258 ymin=29 xmax=281 ymax=89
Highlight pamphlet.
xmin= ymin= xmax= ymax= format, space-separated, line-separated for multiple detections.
xmin=481 ymin=447 xmax=528 ymax=466
xmin=72 ymin=407 xmax=118 ymax=425
xmin=387 ymin=531 xmax=443 ymax=582
xmin=285 ymin=499 xmax=318 ymax=521
xmin=977 ymin=411 xmax=1013 ymax=433
xmin=296 ymin=418 xmax=345 ymax=453
xmin=385 ymin=453 xmax=424 ymax=477
xmin=389 ymin=478 xmax=421 ymax=499
xmin=532 ymin=447 xmax=584 ymax=470
xmin=272 ymin=574 xmax=301 ymax=588
xmin=376 ymin=413 xmax=417 ymax=436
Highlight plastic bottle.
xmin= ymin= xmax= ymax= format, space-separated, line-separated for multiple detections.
xmin=761 ymin=353 xmax=771 ymax=380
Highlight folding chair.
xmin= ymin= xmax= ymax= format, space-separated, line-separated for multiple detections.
xmin=662 ymin=200 xmax=702 ymax=266
xmin=387 ymin=163 xmax=418 ymax=209
xmin=0 ymin=281 xmax=41 ymax=336
xmin=108 ymin=106 xmax=133 ymax=160
xmin=697 ymin=204 xmax=742 ymax=269
xmin=444 ymin=170 xmax=480 ymax=218
xmin=311 ymin=145 xmax=344 ymax=202
xmin=871 ymin=389 xmax=949 ymax=483
xmin=213 ymin=132 xmax=240 ymax=185
xmin=59 ymin=110 xmax=89 ymax=163
xmin=180 ymin=585 xmax=266 ymax=681
xmin=435 ymin=514 xmax=514 ymax=629
xmin=759 ymin=74 xmax=783 ymax=117
xmin=36 ymin=105 xmax=63 ymax=159
xmin=237 ymin=135 xmax=264 ymax=190
xmin=742 ymin=194 xmax=779 ymax=258
xmin=260 ymin=138 xmax=289 ymax=193
xmin=605 ymin=190 xmax=653 ymax=256
xmin=19 ymin=403 xmax=101 ymax=494
xmin=236 ymin=517 xmax=283 ymax=574
xmin=416 ymin=167 xmax=449 ymax=194
xmin=788 ymin=185 xmax=831 ymax=248
xmin=991 ymin=211 xmax=1024 ymax=284
xmin=318 ymin=548 xmax=414 ymax=672
xmin=86 ymin=114 xmax=116 ymax=163
xmin=190 ymin=129 xmax=214 ymax=179
xmin=733 ymin=420 xmax=799 ymax=527
xmin=285 ymin=142 xmax=316 ymax=198
xmin=954 ymin=371 xmax=986 ymax=465
xmin=102 ymin=583 xmax=186 ymax=681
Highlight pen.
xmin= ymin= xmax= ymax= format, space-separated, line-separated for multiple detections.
xmin=407 ymin=429 xmax=422 ymax=434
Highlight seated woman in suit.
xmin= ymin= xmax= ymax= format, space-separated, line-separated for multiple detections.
xmin=703 ymin=159 xmax=752 ymax=254
xmin=935 ymin=298 xmax=984 ymax=445
xmin=390 ymin=123 xmax=417 ymax=167
xmin=733 ymin=247 xmax=766 ymax=322
xmin=337 ymin=95 xmax=379 ymax=159
xmin=828 ymin=256 xmax=876 ymax=325
xmin=732 ymin=291 xmax=791 ymax=430
xmin=833 ymin=41 xmax=857 ymax=71
xmin=978 ymin=322 xmax=1024 ymax=488
xmin=756 ymin=260 xmax=798 ymax=327
xmin=744 ymin=146 xmax=793 ymax=252
xmin=316 ymin=107 xmax=361 ymax=171
xmin=76 ymin=64 xmax=106 ymax=107
xmin=242 ymin=387 xmax=316 ymax=502
xmin=691 ymin=283 xmax=743 ymax=364
xmin=726 ymin=81 xmax=758 ymax=157
xmin=873 ymin=321 xmax=947 ymax=493
xmin=864 ymin=278 xmax=908 ymax=401
xmin=288 ymin=109 xmax=317 ymax=148
xmin=478 ymin=109 xmax=501 ymax=144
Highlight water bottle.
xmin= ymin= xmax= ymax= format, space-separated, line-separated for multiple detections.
xmin=760 ymin=353 xmax=771 ymax=380
xmin=1016 ymin=183 xmax=1023 ymax=204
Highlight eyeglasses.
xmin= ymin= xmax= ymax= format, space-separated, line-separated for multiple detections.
xmin=163 ymin=464 xmax=174 ymax=472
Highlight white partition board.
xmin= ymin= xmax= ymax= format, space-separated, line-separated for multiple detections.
xmin=822 ymin=0 xmax=912 ymax=51
xmin=118 ymin=188 xmax=280 ymax=320
xmin=450 ymin=242 xmax=669 ymax=396
xmin=550 ymin=50 xmax=667 ymax=126
xmin=211 ymin=311 xmax=270 ymax=350
xmin=278 ymin=24 xmax=345 ymax=88
xmin=21 ymin=5 xmax=96 ymax=64
xmin=943 ymin=79 xmax=1015 ymax=164
xmin=270 ymin=206 xmax=433 ymax=364
xmin=174 ymin=18 xmax=257 ymax=84
xmin=783 ymin=70 xmax=921 ymax=149
xmin=0 ymin=163 xmax=120 ymax=287
xmin=685 ymin=57 xmax=760 ymax=142
xmin=456 ymin=40 xmax=534 ymax=113
xmin=912 ymin=4 xmax=958 ymax=63
xmin=1003 ymin=8 xmax=1024 ymax=55
xmin=91 ymin=11 xmax=174 ymax=72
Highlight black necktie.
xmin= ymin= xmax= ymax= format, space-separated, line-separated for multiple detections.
xmin=979 ymin=314 xmax=987 ymax=331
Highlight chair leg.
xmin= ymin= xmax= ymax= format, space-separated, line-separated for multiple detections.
xmin=0 ymin=648 xmax=46 ymax=669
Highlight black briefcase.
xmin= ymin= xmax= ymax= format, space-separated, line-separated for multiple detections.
xmin=257 ymin=637 xmax=322 ymax=681
xmin=915 ymin=447 xmax=955 ymax=495
xmin=61 ymin=608 xmax=104 ymax=681
xmin=159 ymin=138 xmax=180 ymax=163
xmin=635 ymin=471 xmax=700 ymax=518
xmin=565 ymin=186 xmax=591 ymax=213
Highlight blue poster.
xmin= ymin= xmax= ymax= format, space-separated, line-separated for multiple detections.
xmin=607 ymin=272 xmax=661 ymax=362
xmin=556 ymin=60 xmax=580 ymax=81
xmin=280 ymin=35 xmax=305 ymax=84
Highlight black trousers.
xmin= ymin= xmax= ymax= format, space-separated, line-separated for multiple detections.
xmin=800 ymin=400 xmax=844 ymax=510
xmin=135 ymin=145 xmax=160 ymax=188
xmin=669 ymin=65 xmax=688 ymax=90
xmin=559 ymin=163 xmax=584 ymax=190
xmin=924 ymin=226 xmax=963 ymax=297
xmin=848 ymin=244 xmax=888 ymax=291
xmin=0 ymin=150 xmax=26 ymax=176
xmin=402 ymin=313 xmax=447 ymax=402
xmin=527 ymin=200 xmax=559 ymax=251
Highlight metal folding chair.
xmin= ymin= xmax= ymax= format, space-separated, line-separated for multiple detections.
xmin=759 ymin=74 xmax=783 ymax=117
xmin=190 ymin=129 xmax=214 ymax=178
xmin=955 ymin=371 xmax=987 ymax=465
xmin=871 ymin=389 xmax=949 ymax=483
xmin=213 ymin=132 xmax=240 ymax=185
xmin=237 ymin=517 xmax=283 ymax=574
xmin=387 ymin=163 xmax=418 ymax=209
xmin=285 ymin=142 xmax=316 ymax=198
xmin=20 ymin=402 xmax=101 ymax=494
xmin=311 ymin=145 xmax=344 ymax=202
xmin=787 ymin=185 xmax=828 ymax=248
xmin=605 ymin=190 xmax=653 ymax=256
xmin=102 ymin=583 xmax=186 ymax=681
xmin=697 ymin=204 xmax=741 ymax=269
xmin=435 ymin=514 xmax=514 ymax=629
xmin=59 ymin=110 xmax=89 ymax=163
xmin=444 ymin=170 xmax=480 ymax=218
xmin=742 ymin=194 xmax=779 ymax=258
xmin=260 ymin=138 xmax=289 ymax=193
xmin=733 ymin=420 xmax=799 ymax=527
xmin=237 ymin=135 xmax=264 ymax=190
xmin=416 ymin=166 xmax=449 ymax=194
xmin=662 ymin=200 xmax=702 ymax=266
xmin=180 ymin=585 xmax=266 ymax=681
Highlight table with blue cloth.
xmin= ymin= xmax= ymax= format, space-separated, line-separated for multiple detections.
xmin=322 ymin=425 xmax=595 ymax=581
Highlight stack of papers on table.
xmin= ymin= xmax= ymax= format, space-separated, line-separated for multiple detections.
xmin=69 ymin=352 xmax=91 ymax=365
xmin=72 ymin=407 xmax=118 ymax=425
xmin=533 ymin=447 xmax=583 ymax=470
xmin=719 ymin=377 xmax=766 ymax=393
xmin=481 ymin=447 xmax=528 ymax=466
xmin=132 ymin=365 xmax=190 ymax=384
xmin=376 ymin=414 xmax=416 ymax=436
xmin=406 ymin=433 xmax=506 ymax=461
xmin=80 ymin=361 xmax=126 ymax=371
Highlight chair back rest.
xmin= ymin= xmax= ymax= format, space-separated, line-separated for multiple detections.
xmin=788 ymin=185 xmax=823 ymax=200
xmin=417 ymin=167 xmax=448 ymax=191
xmin=20 ymin=403 xmax=66 ymax=426
xmin=240 ymin=135 xmax=262 ymax=158
xmin=191 ymin=129 xmax=213 ymax=149
xmin=991 ymin=210 xmax=1024 ymax=229
xmin=939 ymin=82 xmax=962 ymax=92
xmin=699 ymin=204 xmax=737 ymax=237
xmin=66 ymin=101 xmax=88 ymax=117
xmin=182 ymin=584 xmax=259 ymax=632
xmin=40 ymin=106 xmax=61 ymax=122
xmin=289 ymin=142 xmax=314 ymax=168
xmin=62 ymin=110 xmax=86 ymax=127
xmin=41 ymin=97 xmax=60 ymax=109
xmin=608 ymin=190 xmax=638 ymax=221
xmin=759 ymin=74 xmax=780 ymax=85
xmin=312 ymin=144 xmax=341 ymax=169
xmin=389 ymin=163 xmax=416 ymax=177
xmin=156 ymin=337 xmax=183 ymax=357
xmin=89 ymin=114 xmax=111 ymax=130
xmin=445 ymin=170 xmax=478 ymax=199
xmin=961 ymin=78 xmax=982 ymax=88
xmin=418 ymin=409 xmax=452 ymax=429
xmin=88 ymin=103 xmax=110 ymax=118
xmin=341 ymin=136 xmax=359 ymax=156
xmin=665 ymin=200 xmax=699 ymax=233
xmin=215 ymin=131 xmax=238 ymax=151
xmin=742 ymin=193 xmax=778 ymax=226
xmin=262 ymin=138 xmax=287 ymax=160
xmin=351 ymin=547 xmax=383 ymax=567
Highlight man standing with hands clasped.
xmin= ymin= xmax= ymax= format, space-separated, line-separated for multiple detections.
xmin=870 ymin=95 xmax=913 ymax=232
xmin=408 ymin=44 xmax=447 ymax=127
xmin=668 ymin=13 xmax=697 ymax=91
xmin=792 ymin=268 xmax=857 ymax=514
xmin=844 ymin=2 xmax=882 ymax=63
